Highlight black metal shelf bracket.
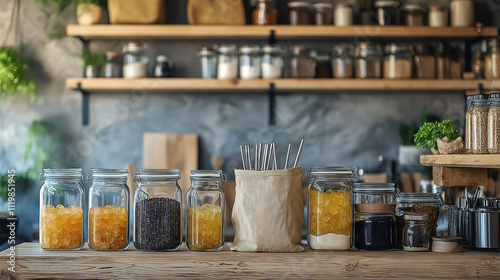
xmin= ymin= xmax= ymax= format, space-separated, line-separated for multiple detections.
xmin=72 ymin=83 xmax=90 ymax=126
xmin=269 ymin=83 xmax=276 ymax=126
xmin=268 ymin=30 xmax=276 ymax=45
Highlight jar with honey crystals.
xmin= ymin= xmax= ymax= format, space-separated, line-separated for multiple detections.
xmin=39 ymin=169 xmax=85 ymax=250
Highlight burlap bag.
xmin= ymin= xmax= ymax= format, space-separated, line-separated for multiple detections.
xmin=108 ymin=0 xmax=166 ymax=24
xmin=187 ymin=0 xmax=246 ymax=25
xmin=230 ymin=167 xmax=304 ymax=252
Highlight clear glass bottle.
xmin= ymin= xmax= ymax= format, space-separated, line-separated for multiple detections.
xmin=187 ymin=170 xmax=226 ymax=252
xmin=384 ymin=43 xmax=412 ymax=79
xmin=88 ymin=169 xmax=130 ymax=251
xmin=261 ymin=45 xmax=283 ymax=79
xmin=450 ymin=0 xmax=474 ymax=27
xmin=290 ymin=46 xmax=316 ymax=78
xmin=123 ymin=41 xmax=149 ymax=79
xmin=217 ymin=45 xmax=238 ymax=80
xmin=403 ymin=213 xmax=430 ymax=252
xmin=313 ymin=3 xmax=333 ymax=25
xmin=39 ymin=169 xmax=85 ymax=250
xmin=332 ymin=44 xmax=353 ymax=78
xmin=472 ymin=94 xmax=490 ymax=154
xmin=239 ymin=45 xmax=261 ymax=79
xmin=403 ymin=4 xmax=423 ymax=26
xmin=198 ymin=46 xmax=218 ymax=79
xmin=307 ymin=166 xmax=357 ymax=250
xmin=353 ymin=183 xmax=398 ymax=213
xmin=355 ymin=212 xmax=396 ymax=251
xmin=465 ymin=95 xmax=474 ymax=154
xmin=288 ymin=1 xmax=311 ymax=25
xmin=252 ymin=0 xmax=278 ymax=25
xmin=485 ymin=39 xmax=500 ymax=80
xmin=488 ymin=93 xmax=500 ymax=154
xmin=104 ymin=51 xmax=120 ymax=78
xmin=133 ymin=169 xmax=182 ymax=252
xmin=413 ymin=44 xmax=436 ymax=79
xmin=354 ymin=42 xmax=382 ymax=79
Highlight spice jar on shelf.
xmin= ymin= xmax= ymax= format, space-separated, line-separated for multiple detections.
xmin=313 ymin=3 xmax=333 ymax=25
xmin=403 ymin=4 xmax=423 ymax=26
xmin=435 ymin=42 xmax=451 ymax=79
xmin=88 ymin=169 xmax=129 ymax=251
xmin=413 ymin=44 xmax=436 ymax=79
xmin=104 ymin=51 xmax=120 ymax=78
xmin=354 ymin=42 xmax=382 ymax=79
xmin=488 ymin=93 xmax=500 ymax=154
xmin=384 ymin=43 xmax=412 ymax=79
xmin=133 ymin=169 xmax=182 ymax=252
xmin=262 ymin=45 xmax=283 ymax=79
xmin=239 ymin=45 xmax=261 ymax=79
xmin=288 ymin=1 xmax=311 ymax=25
xmin=307 ymin=167 xmax=357 ymax=251
xmin=39 ymin=169 xmax=85 ymax=250
xmin=187 ymin=170 xmax=226 ymax=252
xmin=403 ymin=213 xmax=430 ymax=252
xmin=472 ymin=51 xmax=485 ymax=79
xmin=485 ymin=39 xmax=500 ymax=80
xmin=290 ymin=45 xmax=316 ymax=79
xmin=429 ymin=5 xmax=447 ymax=27
xmin=198 ymin=46 xmax=218 ymax=79
xmin=375 ymin=0 xmax=401 ymax=26
xmin=217 ymin=45 xmax=238 ymax=80
xmin=315 ymin=53 xmax=332 ymax=78
xmin=465 ymin=95 xmax=474 ymax=154
xmin=123 ymin=42 xmax=149 ymax=78
xmin=154 ymin=55 xmax=175 ymax=78
xmin=334 ymin=3 xmax=353 ymax=26
xmin=332 ymin=44 xmax=353 ymax=78
xmin=252 ymin=0 xmax=278 ymax=25
xmin=450 ymin=0 xmax=474 ymax=27
xmin=472 ymin=94 xmax=490 ymax=154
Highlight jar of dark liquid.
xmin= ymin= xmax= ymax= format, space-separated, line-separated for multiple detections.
xmin=355 ymin=212 xmax=396 ymax=250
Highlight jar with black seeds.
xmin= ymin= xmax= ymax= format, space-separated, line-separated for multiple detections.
xmin=488 ymin=93 xmax=500 ymax=154
xmin=472 ymin=94 xmax=490 ymax=154
xmin=133 ymin=169 xmax=183 ymax=252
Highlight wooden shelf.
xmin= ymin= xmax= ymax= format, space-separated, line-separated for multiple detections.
xmin=67 ymin=25 xmax=498 ymax=40
xmin=66 ymin=78 xmax=497 ymax=92
xmin=2 ymin=243 xmax=500 ymax=279
xmin=420 ymin=154 xmax=500 ymax=169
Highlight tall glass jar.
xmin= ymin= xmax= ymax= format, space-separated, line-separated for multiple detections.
xmin=413 ymin=44 xmax=436 ymax=79
xmin=239 ymin=45 xmax=261 ymax=79
xmin=355 ymin=212 xmax=396 ymax=250
xmin=290 ymin=46 xmax=316 ymax=78
xmin=488 ymin=93 xmax=500 ymax=154
xmin=354 ymin=42 xmax=382 ymax=79
xmin=450 ymin=0 xmax=474 ymax=27
xmin=217 ymin=45 xmax=238 ymax=80
xmin=332 ymin=44 xmax=353 ymax=78
xmin=465 ymin=95 xmax=474 ymax=154
xmin=288 ymin=1 xmax=311 ymax=25
xmin=252 ymin=0 xmax=278 ymax=25
xmin=198 ymin=46 xmax=218 ymax=79
xmin=307 ymin=166 xmax=357 ymax=251
xmin=384 ymin=43 xmax=412 ymax=79
xmin=123 ymin=41 xmax=148 ymax=79
xmin=88 ymin=169 xmax=130 ymax=251
xmin=485 ymin=39 xmax=500 ymax=80
xmin=313 ymin=3 xmax=333 ymax=25
xmin=187 ymin=170 xmax=226 ymax=252
xmin=104 ymin=51 xmax=120 ymax=78
xmin=472 ymin=94 xmax=490 ymax=154
xmin=133 ymin=169 xmax=182 ymax=252
xmin=39 ymin=169 xmax=84 ymax=250
xmin=261 ymin=45 xmax=283 ymax=79
xmin=403 ymin=213 xmax=430 ymax=252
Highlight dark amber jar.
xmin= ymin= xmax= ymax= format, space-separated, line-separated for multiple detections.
xmin=252 ymin=0 xmax=278 ymax=25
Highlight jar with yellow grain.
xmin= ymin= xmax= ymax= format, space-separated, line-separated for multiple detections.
xmin=187 ymin=170 xmax=226 ymax=252
xmin=39 ymin=169 xmax=85 ymax=250
xmin=307 ymin=166 xmax=357 ymax=250
xmin=88 ymin=169 xmax=130 ymax=251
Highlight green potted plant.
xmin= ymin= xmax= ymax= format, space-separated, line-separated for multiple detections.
xmin=414 ymin=120 xmax=462 ymax=154
xmin=0 ymin=47 xmax=37 ymax=100
xmin=76 ymin=0 xmax=107 ymax=25
xmin=76 ymin=49 xmax=106 ymax=78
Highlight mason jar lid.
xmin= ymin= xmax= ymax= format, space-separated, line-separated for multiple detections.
xmin=262 ymin=45 xmax=282 ymax=54
xmin=429 ymin=5 xmax=445 ymax=12
xmin=374 ymin=1 xmax=400 ymax=8
xmin=218 ymin=44 xmax=237 ymax=55
xmin=125 ymin=41 xmax=146 ymax=53
xmin=89 ymin=168 xmax=128 ymax=181
xmin=385 ymin=43 xmax=411 ymax=53
xmin=357 ymin=212 xmax=395 ymax=218
xmin=133 ymin=169 xmax=181 ymax=182
xmin=474 ymin=94 xmax=490 ymax=100
xmin=489 ymin=93 xmax=500 ymax=99
xmin=397 ymin=193 xmax=442 ymax=204
xmin=312 ymin=3 xmax=333 ymax=10
xmin=190 ymin=170 xmax=227 ymax=181
xmin=404 ymin=212 xmax=428 ymax=220
xmin=354 ymin=183 xmax=397 ymax=193
xmin=357 ymin=42 xmax=382 ymax=56
xmin=288 ymin=1 xmax=312 ymax=9
xmin=40 ymin=168 xmax=84 ymax=181
xmin=198 ymin=46 xmax=217 ymax=57
xmin=239 ymin=45 xmax=261 ymax=55
xmin=403 ymin=4 xmax=423 ymax=11
xmin=309 ymin=166 xmax=358 ymax=180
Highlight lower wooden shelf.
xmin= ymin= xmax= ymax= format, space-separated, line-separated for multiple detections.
xmin=1 ymin=243 xmax=500 ymax=279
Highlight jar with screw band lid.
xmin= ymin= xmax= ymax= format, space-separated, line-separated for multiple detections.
xmin=488 ymin=93 xmax=500 ymax=154
xmin=472 ymin=94 xmax=490 ymax=154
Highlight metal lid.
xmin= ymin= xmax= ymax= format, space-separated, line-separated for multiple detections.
xmin=385 ymin=43 xmax=411 ymax=53
xmin=218 ymin=44 xmax=237 ymax=54
xmin=89 ymin=168 xmax=128 ymax=181
xmin=190 ymin=170 xmax=226 ymax=181
xmin=262 ymin=45 xmax=282 ymax=54
xmin=429 ymin=5 xmax=445 ymax=12
xmin=335 ymin=3 xmax=351 ymax=9
xmin=398 ymin=192 xmax=442 ymax=204
xmin=474 ymin=94 xmax=490 ymax=100
xmin=309 ymin=166 xmax=358 ymax=180
xmin=490 ymin=93 xmax=500 ymax=99
xmin=125 ymin=41 xmax=145 ymax=52
xmin=403 ymin=4 xmax=423 ymax=11
xmin=198 ymin=46 xmax=217 ymax=57
xmin=313 ymin=2 xmax=333 ymax=10
xmin=105 ymin=51 xmax=119 ymax=59
xmin=356 ymin=42 xmax=382 ymax=56
xmin=239 ymin=45 xmax=261 ymax=54
xmin=404 ymin=212 xmax=428 ymax=220
xmin=354 ymin=183 xmax=397 ymax=193
xmin=133 ymin=169 xmax=181 ymax=181
xmin=40 ymin=169 xmax=84 ymax=181
xmin=374 ymin=1 xmax=400 ymax=8
xmin=288 ymin=1 xmax=311 ymax=8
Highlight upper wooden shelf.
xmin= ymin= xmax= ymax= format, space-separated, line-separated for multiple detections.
xmin=66 ymin=78 xmax=496 ymax=92
xmin=420 ymin=154 xmax=500 ymax=169
xmin=66 ymin=25 xmax=498 ymax=40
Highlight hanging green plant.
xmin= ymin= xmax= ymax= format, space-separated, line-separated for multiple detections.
xmin=0 ymin=47 xmax=37 ymax=100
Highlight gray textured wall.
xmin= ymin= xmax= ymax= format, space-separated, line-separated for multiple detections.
xmin=0 ymin=0 xmax=498 ymax=240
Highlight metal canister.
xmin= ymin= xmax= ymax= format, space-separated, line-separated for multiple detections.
xmin=470 ymin=208 xmax=500 ymax=249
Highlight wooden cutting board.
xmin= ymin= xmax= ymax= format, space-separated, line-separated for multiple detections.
xmin=143 ymin=133 xmax=199 ymax=199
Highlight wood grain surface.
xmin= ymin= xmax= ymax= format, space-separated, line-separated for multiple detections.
xmin=1 ymin=243 xmax=500 ymax=279
xmin=433 ymin=167 xmax=488 ymax=187
xmin=420 ymin=154 xmax=500 ymax=169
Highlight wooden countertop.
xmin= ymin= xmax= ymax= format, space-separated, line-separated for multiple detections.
xmin=1 ymin=243 xmax=500 ymax=279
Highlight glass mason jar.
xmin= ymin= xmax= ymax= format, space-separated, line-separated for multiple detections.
xmin=315 ymin=52 xmax=332 ymax=78
xmin=198 ymin=46 xmax=218 ymax=79
xmin=313 ymin=2 xmax=333 ymax=25
xmin=307 ymin=166 xmax=357 ymax=250
xmin=332 ymin=44 xmax=353 ymax=78
xmin=290 ymin=46 xmax=316 ymax=78
xmin=384 ymin=43 xmax=412 ymax=79
xmin=485 ymin=39 xmax=500 ymax=80
xmin=252 ymin=0 xmax=278 ymax=25
xmin=375 ymin=0 xmax=401 ymax=26
xmin=355 ymin=212 xmax=396 ymax=251
xmin=217 ymin=44 xmax=238 ymax=80
xmin=334 ymin=3 xmax=353 ymax=26
xmin=488 ymin=93 xmax=500 ymax=154
xmin=396 ymin=193 xmax=442 ymax=248
xmin=403 ymin=4 xmax=423 ymax=26
xmin=413 ymin=44 xmax=436 ymax=79
xmin=354 ymin=42 xmax=382 ymax=79
xmin=239 ymin=45 xmax=261 ymax=79
xmin=104 ymin=51 xmax=120 ymax=78
xmin=261 ymin=45 xmax=283 ymax=79
xmin=288 ymin=1 xmax=311 ymax=25
xmin=187 ymin=170 xmax=226 ymax=252
xmin=154 ymin=55 xmax=175 ymax=78
xmin=450 ymin=0 xmax=474 ymax=27
xmin=465 ymin=95 xmax=474 ymax=154
xmin=123 ymin=41 xmax=148 ymax=79
xmin=353 ymin=183 xmax=398 ymax=213
xmin=88 ymin=169 xmax=130 ymax=251
xmin=403 ymin=213 xmax=430 ymax=252
xmin=471 ymin=94 xmax=490 ymax=154
xmin=429 ymin=5 xmax=447 ymax=27
xmin=39 ymin=169 xmax=84 ymax=250
xmin=133 ymin=169 xmax=183 ymax=252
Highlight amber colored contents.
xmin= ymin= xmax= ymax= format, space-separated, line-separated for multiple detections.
xmin=89 ymin=205 xmax=128 ymax=250
xmin=252 ymin=9 xmax=278 ymax=25
xmin=188 ymin=203 xmax=223 ymax=250
xmin=310 ymin=188 xmax=352 ymax=236
xmin=40 ymin=205 xmax=83 ymax=250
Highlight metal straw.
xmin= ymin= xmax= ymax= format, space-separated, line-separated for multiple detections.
xmin=245 ymin=145 xmax=252 ymax=170
xmin=293 ymin=139 xmax=305 ymax=168
xmin=258 ymin=143 xmax=262 ymax=171
xmin=284 ymin=143 xmax=292 ymax=170
xmin=273 ymin=143 xmax=278 ymax=170
xmin=240 ymin=145 xmax=246 ymax=170
xmin=267 ymin=144 xmax=273 ymax=171
xmin=255 ymin=144 xmax=258 ymax=171
xmin=262 ymin=144 xmax=269 ymax=171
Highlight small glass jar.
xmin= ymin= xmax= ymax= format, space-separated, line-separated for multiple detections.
xmin=354 ymin=42 xmax=382 ymax=79
xmin=435 ymin=42 xmax=451 ymax=79
xmin=403 ymin=213 xmax=430 ymax=252
xmin=355 ymin=212 xmax=396 ymax=251
xmin=239 ymin=45 xmax=261 ymax=79
xmin=472 ymin=94 xmax=490 ymax=154
xmin=39 ymin=169 xmax=84 ymax=250
xmin=133 ymin=169 xmax=183 ymax=252
xmin=375 ymin=0 xmax=401 ymax=26
xmin=198 ymin=46 xmax=218 ymax=79
xmin=288 ymin=1 xmax=311 ymax=25
xmin=217 ymin=45 xmax=238 ymax=80
xmin=154 ymin=55 xmax=175 ymax=78
xmin=472 ymin=51 xmax=484 ymax=79
xmin=313 ymin=3 xmax=333 ymax=25
xmin=307 ymin=167 xmax=357 ymax=251
xmin=187 ymin=170 xmax=226 ymax=252
xmin=465 ymin=95 xmax=474 ymax=154
xmin=123 ymin=41 xmax=148 ymax=79
xmin=332 ymin=44 xmax=353 ymax=78
xmin=413 ymin=44 xmax=436 ymax=79
xmin=450 ymin=0 xmax=474 ymax=27
xmin=104 ymin=51 xmax=120 ymax=78
xmin=261 ymin=45 xmax=283 ymax=79
xmin=429 ymin=5 xmax=447 ymax=27
xmin=290 ymin=46 xmax=316 ymax=79
xmin=488 ymin=93 xmax=500 ymax=154
xmin=384 ymin=43 xmax=412 ymax=79
xmin=315 ymin=53 xmax=332 ymax=78
xmin=403 ymin=4 xmax=423 ymax=26
xmin=88 ymin=169 xmax=130 ymax=251
xmin=485 ymin=39 xmax=500 ymax=80
xmin=334 ymin=3 xmax=353 ymax=26
xmin=354 ymin=183 xmax=398 ymax=213
xmin=252 ymin=0 xmax=278 ymax=25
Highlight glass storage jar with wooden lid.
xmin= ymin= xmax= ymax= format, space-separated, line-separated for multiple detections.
xmin=384 ymin=43 xmax=412 ymax=79
xmin=39 ymin=169 xmax=85 ymax=250
xmin=354 ymin=183 xmax=398 ymax=213
xmin=252 ymin=0 xmax=278 ymax=25
xmin=123 ymin=41 xmax=148 ymax=79
xmin=403 ymin=4 xmax=423 ymax=26
xmin=471 ymin=94 xmax=490 ymax=154
xmin=288 ymin=1 xmax=311 ymax=25
xmin=88 ymin=168 xmax=130 ymax=251
xmin=488 ymin=93 xmax=500 ymax=154
xmin=354 ymin=42 xmax=382 ymax=78
xmin=403 ymin=212 xmax=430 ymax=252
xmin=313 ymin=2 xmax=333 ymax=25
xmin=307 ymin=166 xmax=357 ymax=251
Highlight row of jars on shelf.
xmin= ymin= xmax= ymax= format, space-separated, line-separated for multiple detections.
xmin=199 ymin=42 xmax=463 ymax=80
xmin=465 ymin=93 xmax=500 ymax=154
xmin=472 ymin=39 xmax=500 ymax=80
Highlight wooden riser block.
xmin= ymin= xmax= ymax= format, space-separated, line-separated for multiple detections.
xmin=433 ymin=167 xmax=488 ymax=187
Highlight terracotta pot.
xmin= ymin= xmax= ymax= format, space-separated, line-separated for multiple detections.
xmin=77 ymin=4 xmax=103 ymax=25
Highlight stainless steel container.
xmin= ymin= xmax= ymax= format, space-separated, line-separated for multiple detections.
xmin=470 ymin=208 xmax=500 ymax=249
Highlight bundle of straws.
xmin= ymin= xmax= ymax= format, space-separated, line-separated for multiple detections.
xmin=239 ymin=139 xmax=305 ymax=171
